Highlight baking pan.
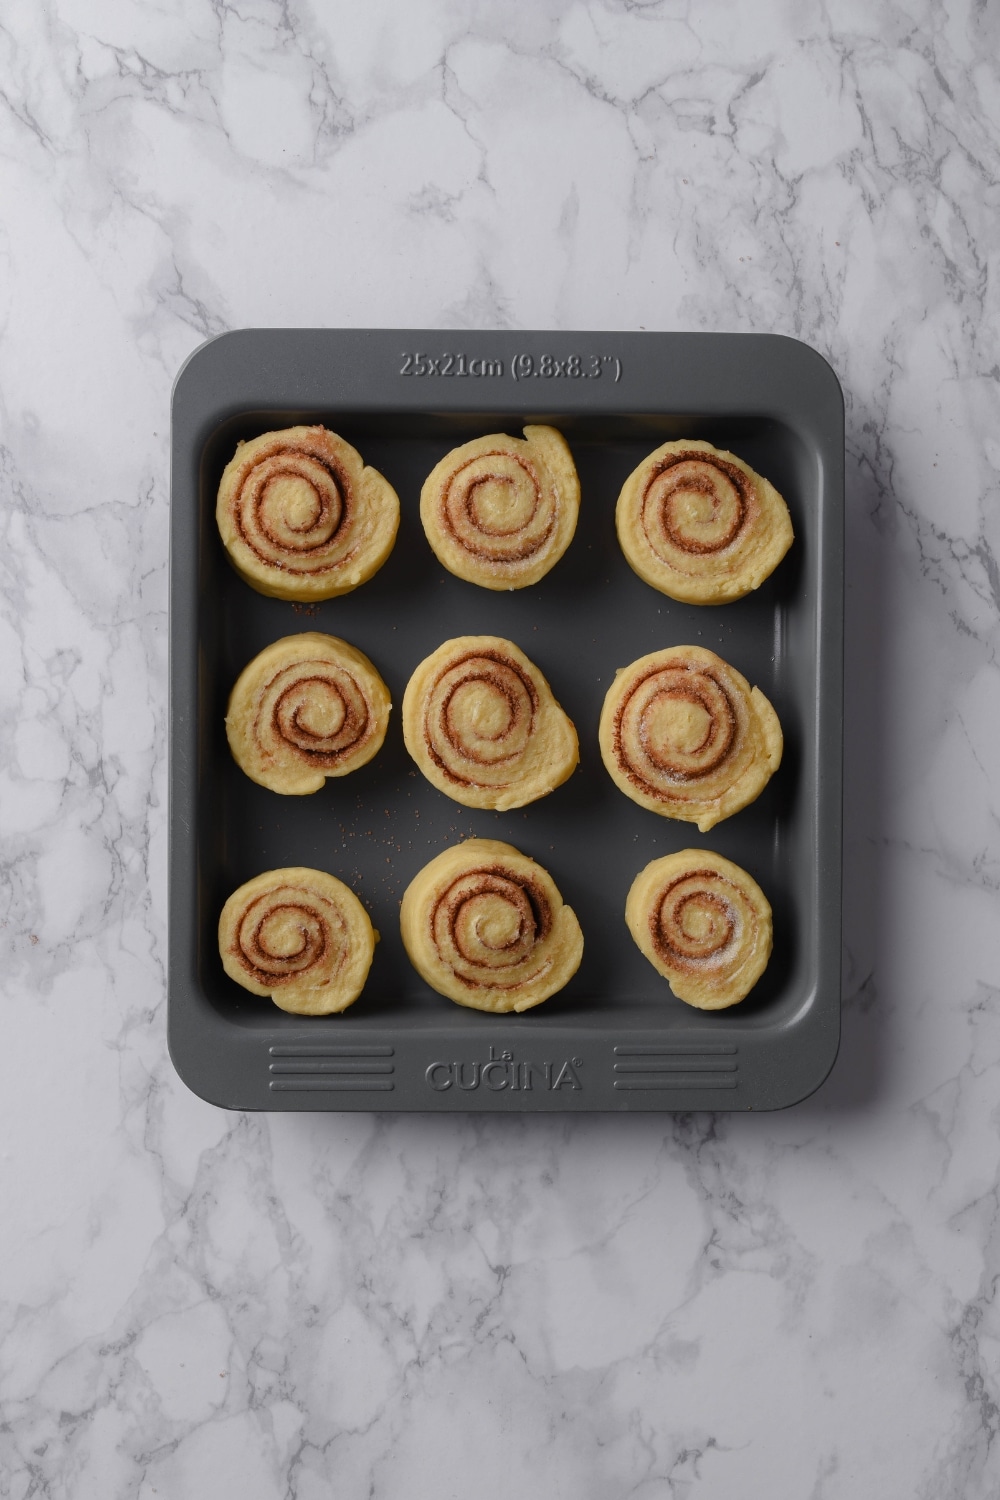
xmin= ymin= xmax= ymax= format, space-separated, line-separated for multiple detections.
xmin=169 ymin=329 xmax=843 ymax=1111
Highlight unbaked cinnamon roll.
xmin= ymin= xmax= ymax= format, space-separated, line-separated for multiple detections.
xmin=626 ymin=850 xmax=772 ymax=1009
xmin=400 ymin=839 xmax=583 ymax=1012
xmin=216 ymin=426 xmax=399 ymax=599
xmin=599 ymin=645 xmax=782 ymax=830
xmin=616 ymin=439 xmax=793 ymax=603
xmin=402 ymin=636 xmax=578 ymax=810
xmin=226 ymin=633 xmax=391 ymax=795
xmin=420 ymin=426 xmax=579 ymax=589
xmin=219 ymin=867 xmax=376 ymax=1015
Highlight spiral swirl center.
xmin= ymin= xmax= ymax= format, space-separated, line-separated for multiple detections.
xmin=237 ymin=890 xmax=344 ymax=984
xmin=622 ymin=666 xmax=736 ymax=785
xmin=468 ymin=475 xmax=535 ymax=535
xmin=443 ymin=453 xmax=552 ymax=562
xmin=454 ymin=887 xmax=532 ymax=964
xmin=446 ymin=679 xmax=513 ymax=742
xmin=268 ymin=474 xmax=324 ymax=532
xmin=253 ymin=458 xmax=343 ymax=550
xmin=642 ymin=453 xmax=751 ymax=561
xmin=654 ymin=876 xmax=740 ymax=969
xmin=258 ymin=906 xmax=314 ymax=960
xmin=267 ymin=664 xmax=371 ymax=764
xmin=429 ymin=654 xmax=537 ymax=783
xmin=231 ymin=441 xmax=356 ymax=575
xmin=433 ymin=870 xmax=553 ymax=986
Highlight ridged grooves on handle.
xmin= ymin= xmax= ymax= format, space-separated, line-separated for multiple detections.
xmin=269 ymin=1044 xmax=395 ymax=1092
xmin=613 ymin=1044 xmax=739 ymax=1092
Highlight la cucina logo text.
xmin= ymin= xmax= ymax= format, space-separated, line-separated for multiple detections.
xmin=425 ymin=1045 xmax=583 ymax=1092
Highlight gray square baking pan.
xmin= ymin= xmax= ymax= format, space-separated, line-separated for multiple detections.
xmin=169 ymin=329 xmax=843 ymax=1111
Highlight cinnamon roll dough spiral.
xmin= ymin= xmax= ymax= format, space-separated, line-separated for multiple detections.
xmin=226 ymin=633 xmax=391 ymax=795
xmin=616 ymin=440 xmax=793 ymax=603
xmin=626 ymin=850 xmax=772 ymax=1009
xmin=219 ymin=867 xmax=376 ymax=1015
xmin=420 ymin=426 xmax=579 ymax=589
xmin=400 ymin=839 xmax=583 ymax=1012
xmin=402 ymin=636 xmax=578 ymax=811
xmin=217 ymin=426 xmax=399 ymax=600
xmin=599 ymin=645 xmax=782 ymax=831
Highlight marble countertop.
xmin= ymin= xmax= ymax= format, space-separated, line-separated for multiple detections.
xmin=2 ymin=2 xmax=998 ymax=1496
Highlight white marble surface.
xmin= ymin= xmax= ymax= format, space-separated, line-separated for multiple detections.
xmin=1 ymin=0 xmax=998 ymax=1494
